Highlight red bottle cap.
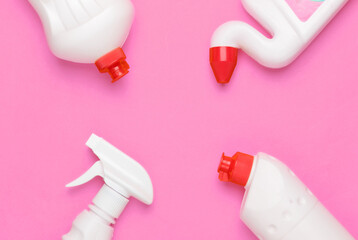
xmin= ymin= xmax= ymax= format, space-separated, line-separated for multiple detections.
xmin=217 ymin=152 xmax=254 ymax=186
xmin=95 ymin=47 xmax=130 ymax=82
xmin=210 ymin=46 xmax=239 ymax=84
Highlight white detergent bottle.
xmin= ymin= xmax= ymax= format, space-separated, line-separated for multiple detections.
xmin=210 ymin=0 xmax=349 ymax=84
xmin=29 ymin=0 xmax=134 ymax=82
xmin=217 ymin=152 xmax=355 ymax=240
xmin=63 ymin=134 xmax=153 ymax=240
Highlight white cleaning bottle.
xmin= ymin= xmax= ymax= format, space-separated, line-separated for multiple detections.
xmin=217 ymin=152 xmax=354 ymax=240
xmin=63 ymin=134 xmax=153 ymax=240
xmin=29 ymin=0 xmax=134 ymax=82
xmin=210 ymin=0 xmax=349 ymax=83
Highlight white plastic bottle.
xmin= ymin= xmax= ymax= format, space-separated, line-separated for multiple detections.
xmin=63 ymin=134 xmax=154 ymax=240
xmin=217 ymin=152 xmax=355 ymax=240
xmin=29 ymin=0 xmax=134 ymax=82
xmin=210 ymin=0 xmax=349 ymax=83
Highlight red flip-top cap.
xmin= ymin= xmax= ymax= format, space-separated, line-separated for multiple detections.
xmin=217 ymin=152 xmax=254 ymax=186
xmin=210 ymin=46 xmax=239 ymax=84
xmin=95 ymin=47 xmax=129 ymax=82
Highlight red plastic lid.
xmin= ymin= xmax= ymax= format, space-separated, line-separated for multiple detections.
xmin=217 ymin=152 xmax=254 ymax=186
xmin=210 ymin=46 xmax=239 ymax=84
xmin=95 ymin=47 xmax=129 ymax=82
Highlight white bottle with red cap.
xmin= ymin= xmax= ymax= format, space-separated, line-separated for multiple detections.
xmin=217 ymin=152 xmax=354 ymax=240
xmin=210 ymin=0 xmax=349 ymax=84
xmin=29 ymin=0 xmax=134 ymax=82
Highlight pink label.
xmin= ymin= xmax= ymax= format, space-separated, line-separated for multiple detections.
xmin=286 ymin=0 xmax=324 ymax=21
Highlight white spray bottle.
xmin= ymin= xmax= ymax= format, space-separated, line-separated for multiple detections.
xmin=63 ymin=134 xmax=154 ymax=240
xmin=217 ymin=152 xmax=354 ymax=240
xmin=29 ymin=0 xmax=134 ymax=82
xmin=210 ymin=0 xmax=349 ymax=83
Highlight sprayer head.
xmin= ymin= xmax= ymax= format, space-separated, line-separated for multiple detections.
xmin=210 ymin=47 xmax=239 ymax=84
xmin=218 ymin=152 xmax=254 ymax=186
xmin=66 ymin=134 xmax=153 ymax=205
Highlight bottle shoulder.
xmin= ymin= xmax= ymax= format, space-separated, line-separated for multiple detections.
xmin=241 ymin=153 xmax=318 ymax=240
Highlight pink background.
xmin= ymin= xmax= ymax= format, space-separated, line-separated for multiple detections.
xmin=0 ymin=0 xmax=357 ymax=239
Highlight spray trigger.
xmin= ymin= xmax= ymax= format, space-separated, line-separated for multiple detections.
xmin=66 ymin=161 xmax=104 ymax=188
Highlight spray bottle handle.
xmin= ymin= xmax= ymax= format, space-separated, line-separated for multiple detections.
xmin=66 ymin=161 xmax=104 ymax=188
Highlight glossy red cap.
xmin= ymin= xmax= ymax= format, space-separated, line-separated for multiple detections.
xmin=210 ymin=47 xmax=239 ymax=84
xmin=217 ymin=152 xmax=254 ymax=186
xmin=95 ymin=47 xmax=129 ymax=82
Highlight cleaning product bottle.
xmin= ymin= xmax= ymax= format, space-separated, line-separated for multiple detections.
xmin=63 ymin=134 xmax=153 ymax=240
xmin=217 ymin=152 xmax=354 ymax=240
xmin=29 ymin=0 xmax=134 ymax=82
xmin=210 ymin=0 xmax=349 ymax=84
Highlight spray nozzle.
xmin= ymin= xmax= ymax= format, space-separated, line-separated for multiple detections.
xmin=66 ymin=134 xmax=153 ymax=205
xmin=63 ymin=134 xmax=153 ymax=240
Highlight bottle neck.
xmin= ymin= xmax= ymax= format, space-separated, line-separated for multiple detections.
xmin=89 ymin=184 xmax=129 ymax=225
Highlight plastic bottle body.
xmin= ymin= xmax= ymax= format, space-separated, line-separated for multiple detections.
xmin=212 ymin=0 xmax=348 ymax=67
xmin=210 ymin=0 xmax=349 ymax=83
xmin=63 ymin=185 xmax=129 ymax=240
xmin=240 ymin=153 xmax=354 ymax=240
xmin=29 ymin=0 xmax=134 ymax=81
xmin=64 ymin=135 xmax=154 ymax=239
xmin=283 ymin=203 xmax=354 ymax=240
xmin=62 ymin=210 xmax=114 ymax=240
xmin=29 ymin=0 xmax=134 ymax=63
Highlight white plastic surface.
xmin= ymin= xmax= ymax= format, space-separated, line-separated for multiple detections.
xmin=62 ymin=185 xmax=129 ymax=240
xmin=63 ymin=134 xmax=153 ymax=240
xmin=85 ymin=134 xmax=154 ymax=204
xmin=62 ymin=210 xmax=114 ymax=240
xmin=284 ymin=203 xmax=355 ymax=240
xmin=91 ymin=184 xmax=129 ymax=220
xmin=29 ymin=0 xmax=134 ymax=63
xmin=240 ymin=153 xmax=354 ymax=240
xmin=211 ymin=0 xmax=348 ymax=68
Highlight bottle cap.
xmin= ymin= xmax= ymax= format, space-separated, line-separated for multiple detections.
xmin=217 ymin=152 xmax=254 ymax=186
xmin=91 ymin=185 xmax=129 ymax=220
xmin=210 ymin=47 xmax=238 ymax=84
xmin=95 ymin=48 xmax=130 ymax=82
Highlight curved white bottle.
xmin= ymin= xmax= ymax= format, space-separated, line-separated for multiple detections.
xmin=63 ymin=134 xmax=154 ymax=240
xmin=217 ymin=152 xmax=354 ymax=240
xmin=210 ymin=0 xmax=349 ymax=83
xmin=29 ymin=0 xmax=134 ymax=82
